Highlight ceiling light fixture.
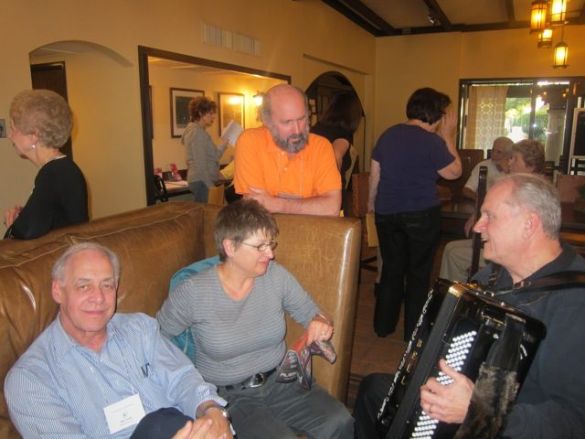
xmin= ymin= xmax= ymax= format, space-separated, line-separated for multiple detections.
xmin=530 ymin=0 xmax=549 ymax=33
xmin=550 ymin=0 xmax=567 ymax=25
xmin=537 ymin=28 xmax=553 ymax=47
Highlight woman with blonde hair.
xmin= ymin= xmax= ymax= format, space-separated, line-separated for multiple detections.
xmin=4 ymin=89 xmax=88 ymax=239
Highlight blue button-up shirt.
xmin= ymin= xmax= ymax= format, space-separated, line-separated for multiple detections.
xmin=4 ymin=313 xmax=225 ymax=438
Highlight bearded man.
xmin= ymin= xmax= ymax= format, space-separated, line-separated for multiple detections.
xmin=234 ymin=84 xmax=341 ymax=216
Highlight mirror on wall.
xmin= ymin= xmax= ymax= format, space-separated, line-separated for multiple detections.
xmin=138 ymin=46 xmax=290 ymax=205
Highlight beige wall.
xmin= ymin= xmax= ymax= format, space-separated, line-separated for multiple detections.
xmin=0 ymin=0 xmax=375 ymax=234
xmin=372 ymin=25 xmax=585 ymax=169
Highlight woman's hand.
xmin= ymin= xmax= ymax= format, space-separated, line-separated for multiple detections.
xmin=306 ymin=313 xmax=334 ymax=346
xmin=4 ymin=206 xmax=22 ymax=228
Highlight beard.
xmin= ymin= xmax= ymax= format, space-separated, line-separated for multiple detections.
xmin=269 ymin=126 xmax=309 ymax=154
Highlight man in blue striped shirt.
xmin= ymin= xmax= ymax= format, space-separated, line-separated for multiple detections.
xmin=4 ymin=242 xmax=233 ymax=439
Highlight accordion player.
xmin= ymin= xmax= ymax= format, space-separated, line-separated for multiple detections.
xmin=376 ymin=278 xmax=546 ymax=439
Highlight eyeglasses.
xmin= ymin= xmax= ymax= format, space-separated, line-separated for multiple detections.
xmin=241 ymin=241 xmax=278 ymax=252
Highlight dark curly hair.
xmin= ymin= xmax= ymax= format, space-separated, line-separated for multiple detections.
xmin=188 ymin=96 xmax=217 ymax=122
xmin=406 ymin=87 xmax=451 ymax=125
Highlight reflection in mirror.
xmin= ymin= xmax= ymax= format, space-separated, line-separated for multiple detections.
xmin=138 ymin=46 xmax=290 ymax=204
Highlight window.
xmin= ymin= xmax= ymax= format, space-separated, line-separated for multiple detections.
xmin=458 ymin=77 xmax=585 ymax=171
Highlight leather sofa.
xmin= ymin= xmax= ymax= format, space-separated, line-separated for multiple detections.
xmin=0 ymin=201 xmax=361 ymax=438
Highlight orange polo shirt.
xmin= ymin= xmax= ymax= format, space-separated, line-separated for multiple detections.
xmin=234 ymin=127 xmax=341 ymax=198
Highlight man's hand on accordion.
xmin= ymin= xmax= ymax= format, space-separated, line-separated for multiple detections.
xmin=419 ymin=359 xmax=474 ymax=424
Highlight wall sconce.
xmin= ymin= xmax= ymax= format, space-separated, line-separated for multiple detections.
xmin=530 ymin=0 xmax=549 ymax=33
xmin=537 ymin=28 xmax=553 ymax=47
xmin=253 ymin=93 xmax=263 ymax=106
xmin=553 ymin=41 xmax=568 ymax=68
xmin=550 ymin=0 xmax=567 ymax=25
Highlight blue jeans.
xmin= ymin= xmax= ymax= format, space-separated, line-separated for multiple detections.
xmin=374 ymin=205 xmax=441 ymax=340
xmin=189 ymin=180 xmax=208 ymax=203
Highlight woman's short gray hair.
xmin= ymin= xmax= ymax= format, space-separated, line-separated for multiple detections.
xmin=504 ymin=173 xmax=561 ymax=238
xmin=52 ymin=242 xmax=120 ymax=284
xmin=10 ymin=89 xmax=73 ymax=149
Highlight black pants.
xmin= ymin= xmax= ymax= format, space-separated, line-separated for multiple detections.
xmin=353 ymin=373 xmax=393 ymax=439
xmin=374 ymin=205 xmax=441 ymax=340
xmin=131 ymin=407 xmax=192 ymax=439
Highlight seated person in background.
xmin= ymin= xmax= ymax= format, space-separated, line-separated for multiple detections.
xmin=440 ymin=139 xmax=544 ymax=282
xmin=461 ymin=136 xmax=513 ymax=201
xmin=234 ymin=84 xmax=341 ymax=216
xmin=354 ymin=174 xmax=585 ymax=438
xmin=4 ymin=89 xmax=88 ymax=240
xmin=157 ymin=199 xmax=353 ymax=439
xmin=4 ymin=243 xmax=232 ymax=439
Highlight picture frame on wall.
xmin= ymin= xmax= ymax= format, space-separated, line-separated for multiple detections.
xmin=218 ymin=92 xmax=245 ymax=137
xmin=170 ymin=88 xmax=204 ymax=138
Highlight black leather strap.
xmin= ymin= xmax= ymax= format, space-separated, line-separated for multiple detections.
xmin=493 ymin=271 xmax=585 ymax=296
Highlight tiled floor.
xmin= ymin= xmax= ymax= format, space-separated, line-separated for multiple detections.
xmin=346 ymin=241 xmax=447 ymax=407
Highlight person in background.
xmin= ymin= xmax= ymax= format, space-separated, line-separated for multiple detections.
xmin=4 ymin=242 xmax=232 ymax=439
xmin=354 ymin=174 xmax=585 ymax=438
xmin=4 ymin=89 xmax=88 ymax=240
xmin=183 ymin=96 xmax=228 ymax=203
xmin=310 ymin=92 xmax=362 ymax=188
xmin=234 ymin=84 xmax=341 ymax=216
xmin=367 ymin=87 xmax=461 ymax=341
xmin=157 ymin=199 xmax=353 ymax=439
xmin=461 ymin=136 xmax=513 ymax=201
xmin=439 ymin=139 xmax=545 ymax=282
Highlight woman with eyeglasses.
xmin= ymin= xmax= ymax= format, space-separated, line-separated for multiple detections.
xmin=157 ymin=199 xmax=353 ymax=439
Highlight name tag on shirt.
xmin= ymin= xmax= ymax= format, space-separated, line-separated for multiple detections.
xmin=104 ymin=394 xmax=146 ymax=434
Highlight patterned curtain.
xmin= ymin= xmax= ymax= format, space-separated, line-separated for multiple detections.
xmin=465 ymin=86 xmax=508 ymax=152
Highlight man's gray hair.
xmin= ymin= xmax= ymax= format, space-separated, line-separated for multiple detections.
xmin=260 ymin=84 xmax=309 ymax=125
xmin=503 ymin=173 xmax=561 ymax=239
xmin=52 ymin=242 xmax=121 ymax=284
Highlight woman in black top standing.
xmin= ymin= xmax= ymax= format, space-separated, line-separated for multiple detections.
xmin=311 ymin=92 xmax=362 ymax=189
xmin=4 ymin=89 xmax=88 ymax=239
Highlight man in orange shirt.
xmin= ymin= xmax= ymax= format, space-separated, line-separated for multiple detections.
xmin=234 ymin=84 xmax=341 ymax=216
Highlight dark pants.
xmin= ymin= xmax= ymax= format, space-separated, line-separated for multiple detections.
xmin=189 ymin=180 xmax=209 ymax=203
xmin=131 ymin=407 xmax=192 ymax=439
xmin=353 ymin=373 xmax=393 ymax=439
xmin=374 ymin=205 xmax=441 ymax=340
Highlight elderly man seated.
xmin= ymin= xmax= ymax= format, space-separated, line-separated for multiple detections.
xmin=4 ymin=243 xmax=232 ymax=439
xmin=354 ymin=173 xmax=585 ymax=438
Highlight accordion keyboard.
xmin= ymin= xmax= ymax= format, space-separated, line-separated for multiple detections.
xmin=411 ymin=330 xmax=478 ymax=438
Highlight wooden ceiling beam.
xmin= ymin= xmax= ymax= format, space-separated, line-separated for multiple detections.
xmin=321 ymin=0 xmax=397 ymax=36
xmin=423 ymin=0 xmax=452 ymax=31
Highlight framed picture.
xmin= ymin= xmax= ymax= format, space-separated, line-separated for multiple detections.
xmin=218 ymin=92 xmax=244 ymax=137
xmin=170 ymin=88 xmax=204 ymax=138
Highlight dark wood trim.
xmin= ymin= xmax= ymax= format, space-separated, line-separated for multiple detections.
xmin=423 ymin=0 xmax=452 ymax=30
xmin=321 ymin=0 xmax=392 ymax=36
xmin=505 ymin=0 xmax=516 ymax=22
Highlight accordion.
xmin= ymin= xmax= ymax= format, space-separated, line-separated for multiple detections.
xmin=377 ymin=278 xmax=546 ymax=439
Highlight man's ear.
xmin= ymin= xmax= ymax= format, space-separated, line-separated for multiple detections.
xmin=524 ymin=212 xmax=540 ymax=235
xmin=51 ymin=280 xmax=63 ymax=304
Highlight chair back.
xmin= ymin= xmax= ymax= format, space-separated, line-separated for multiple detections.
xmin=344 ymin=145 xmax=359 ymax=190
xmin=208 ymin=185 xmax=225 ymax=206
xmin=351 ymin=172 xmax=370 ymax=218
xmin=437 ymin=149 xmax=484 ymax=200
xmin=153 ymin=175 xmax=169 ymax=202
xmin=556 ymin=174 xmax=585 ymax=202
